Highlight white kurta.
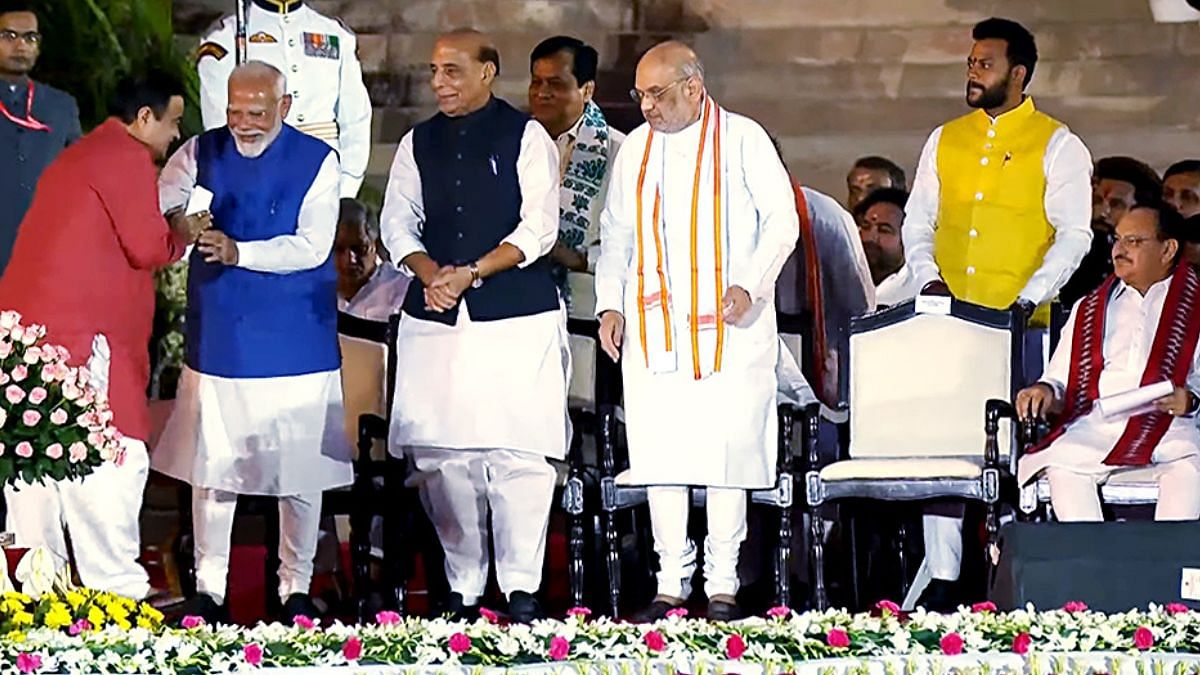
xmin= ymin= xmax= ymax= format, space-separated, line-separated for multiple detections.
xmin=595 ymin=113 xmax=798 ymax=489
xmin=338 ymin=263 xmax=410 ymax=321
xmin=379 ymin=120 xmax=570 ymax=460
xmin=875 ymin=263 xmax=921 ymax=308
xmin=151 ymin=135 xmax=353 ymax=496
xmin=1017 ymin=277 xmax=1200 ymax=485
xmin=904 ymin=113 xmax=1094 ymax=305
xmin=197 ymin=3 xmax=372 ymax=197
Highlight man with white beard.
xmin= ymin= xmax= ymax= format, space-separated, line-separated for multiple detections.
xmin=154 ymin=61 xmax=351 ymax=623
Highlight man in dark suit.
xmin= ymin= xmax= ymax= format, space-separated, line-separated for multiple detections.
xmin=0 ymin=1 xmax=82 ymax=275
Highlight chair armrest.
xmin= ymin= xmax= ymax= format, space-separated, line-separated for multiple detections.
xmin=983 ymin=399 xmax=1016 ymax=468
xmin=799 ymin=402 xmax=821 ymax=474
xmin=597 ymin=404 xmax=619 ymax=479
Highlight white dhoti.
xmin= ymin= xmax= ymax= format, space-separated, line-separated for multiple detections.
xmin=152 ymin=366 xmax=353 ymax=602
xmin=4 ymin=334 xmax=150 ymax=599
xmin=391 ymin=305 xmax=569 ymax=600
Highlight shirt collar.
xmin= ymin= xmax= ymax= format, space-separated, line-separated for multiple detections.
xmin=1115 ymin=274 xmax=1172 ymax=301
xmin=557 ymin=111 xmax=588 ymax=143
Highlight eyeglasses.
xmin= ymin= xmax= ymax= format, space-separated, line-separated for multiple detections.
xmin=0 ymin=30 xmax=41 ymax=46
xmin=1112 ymin=234 xmax=1159 ymax=249
xmin=629 ymin=76 xmax=689 ymax=104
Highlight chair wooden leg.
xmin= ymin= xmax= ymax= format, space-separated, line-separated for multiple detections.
xmin=604 ymin=510 xmax=621 ymax=617
xmin=897 ymin=519 xmax=909 ymax=600
xmin=348 ymin=463 xmax=371 ymax=623
xmin=568 ymin=507 xmax=585 ymax=609
xmin=810 ymin=505 xmax=828 ymax=610
xmin=776 ymin=502 xmax=792 ymax=608
xmin=383 ymin=465 xmax=409 ymax=618
xmin=986 ymin=501 xmax=1000 ymax=572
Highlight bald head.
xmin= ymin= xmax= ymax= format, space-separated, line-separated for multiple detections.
xmin=639 ymin=41 xmax=705 ymax=83
xmin=634 ymin=40 xmax=706 ymax=133
xmin=228 ymin=60 xmax=287 ymax=100
xmin=226 ymin=60 xmax=291 ymax=157
xmin=430 ymin=28 xmax=499 ymax=117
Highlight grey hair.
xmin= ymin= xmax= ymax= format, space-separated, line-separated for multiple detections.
xmin=230 ymin=60 xmax=288 ymax=97
xmin=679 ymin=56 xmax=705 ymax=82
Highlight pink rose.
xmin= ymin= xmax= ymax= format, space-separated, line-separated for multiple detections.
xmin=1062 ymin=601 xmax=1088 ymax=613
xmin=292 ymin=615 xmax=315 ymax=630
xmin=16 ymin=653 xmax=41 ymax=674
xmin=181 ymin=615 xmax=205 ymax=629
xmin=448 ymin=632 xmax=471 ymax=654
xmin=725 ymin=633 xmax=747 ymax=660
xmin=1166 ymin=603 xmax=1190 ymax=615
xmin=549 ymin=635 xmax=570 ymax=661
xmin=11 ymin=364 xmax=26 ymax=381
xmin=50 ymin=409 xmax=67 ymax=425
xmin=665 ymin=607 xmax=688 ymax=618
xmin=243 ymin=643 xmax=264 ymax=666
xmin=1012 ymin=632 xmax=1032 ymax=655
xmin=6 ymin=384 xmax=25 ymax=404
xmin=643 ymin=630 xmax=666 ymax=652
xmin=22 ymin=410 xmax=40 ymax=426
xmin=15 ymin=442 xmax=33 ymax=458
xmin=342 ymin=636 xmax=362 ymax=662
xmin=0 ymin=310 xmax=20 ymax=329
xmin=10 ymin=325 xmax=23 ymax=342
xmin=566 ymin=606 xmax=592 ymax=618
xmin=1134 ymin=626 xmax=1155 ymax=650
xmin=826 ymin=628 xmax=851 ymax=648
xmin=68 ymin=619 xmax=92 ymax=636
xmin=375 ymin=610 xmax=401 ymax=626
xmin=875 ymin=599 xmax=901 ymax=616
xmin=22 ymin=346 xmax=40 ymax=364
xmin=27 ymin=387 xmax=46 ymax=404
xmin=61 ymin=382 xmax=80 ymax=401
xmin=971 ymin=601 xmax=997 ymax=614
xmin=0 ymin=341 xmax=11 ymax=358
xmin=940 ymin=632 xmax=964 ymax=656
xmin=766 ymin=605 xmax=791 ymax=619
xmin=479 ymin=607 xmax=498 ymax=624
xmin=45 ymin=443 xmax=63 ymax=460
xmin=20 ymin=330 xmax=35 ymax=345
xmin=68 ymin=442 xmax=88 ymax=463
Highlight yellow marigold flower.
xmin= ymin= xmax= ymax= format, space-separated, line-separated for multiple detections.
xmin=87 ymin=605 xmax=105 ymax=627
xmin=137 ymin=615 xmax=155 ymax=629
xmin=141 ymin=605 xmax=164 ymax=624
xmin=65 ymin=590 xmax=86 ymax=609
xmin=114 ymin=617 xmax=132 ymax=631
xmin=11 ymin=610 xmax=34 ymax=626
xmin=1 ymin=597 xmax=26 ymax=614
xmin=5 ymin=631 xmax=24 ymax=643
xmin=44 ymin=601 xmax=72 ymax=630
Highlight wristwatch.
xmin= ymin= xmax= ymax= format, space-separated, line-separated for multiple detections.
xmin=467 ymin=262 xmax=483 ymax=289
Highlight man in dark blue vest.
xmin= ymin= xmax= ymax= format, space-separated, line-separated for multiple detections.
xmin=380 ymin=29 xmax=566 ymax=623
xmin=0 ymin=1 xmax=81 ymax=275
xmin=154 ymin=61 xmax=352 ymax=624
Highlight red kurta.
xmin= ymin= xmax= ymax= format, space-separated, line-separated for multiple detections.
xmin=0 ymin=118 xmax=186 ymax=441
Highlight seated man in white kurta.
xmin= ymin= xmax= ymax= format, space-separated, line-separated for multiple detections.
xmin=380 ymin=30 xmax=566 ymax=624
xmin=596 ymin=41 xmax=798 ymax=621
xmin=153 ymin=62 xmax=352 ymax=623
xmin=1017 ymin=202 xmax=1200 ymax=521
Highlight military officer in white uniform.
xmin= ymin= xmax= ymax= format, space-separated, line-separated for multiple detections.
xmin=196 ymin=0 xmax=372 ymax=198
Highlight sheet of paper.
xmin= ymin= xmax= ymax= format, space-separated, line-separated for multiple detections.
xmin=914 ymin=295 xmax=951 ymax=315
xmin=1095 ymin=380 xmax=1175 ymax=420
xmin=186 ymin=185 xmax=214 ymax=216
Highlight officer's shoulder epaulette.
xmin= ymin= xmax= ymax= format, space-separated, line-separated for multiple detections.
xmin=200 ymin=14 xmax=234 ymax=39
xmin=333 ymin=16 xmax=357 ymax=36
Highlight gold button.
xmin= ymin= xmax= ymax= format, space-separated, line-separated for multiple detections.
xmin=980 ymin=157 xmax=989 ymax=166
xmin=966 ymin=266 xmax=976 ymax=275
xmin=975 ymin=192 xmax=984 ymax=201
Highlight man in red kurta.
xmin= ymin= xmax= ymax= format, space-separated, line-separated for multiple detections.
xmin=0 ymin=70 xmax=205 ymax=599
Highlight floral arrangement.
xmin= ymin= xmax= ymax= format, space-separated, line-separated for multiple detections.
xmin=0 ymin=310 xmax=124 ymax=488
xmin=3 ymin=601 xmax=1200 ymax=673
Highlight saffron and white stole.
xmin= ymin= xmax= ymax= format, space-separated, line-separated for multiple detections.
xmin=634 ymin=96 xmax=730 ymax=380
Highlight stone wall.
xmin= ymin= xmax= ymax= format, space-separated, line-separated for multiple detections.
xmin=175 ymin=0 xmax=1200 ymax=203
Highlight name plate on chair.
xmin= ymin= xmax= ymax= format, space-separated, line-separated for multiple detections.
xmin=914 ymin=295 xmax=952 ymax=315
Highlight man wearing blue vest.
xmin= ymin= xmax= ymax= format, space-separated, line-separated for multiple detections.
xmin=154 ymin=61 xmax=352 ymax=624
xmin=380 ymin=29 xmax=565 ymax=624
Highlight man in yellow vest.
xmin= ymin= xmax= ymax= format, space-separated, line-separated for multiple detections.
xmin=902 ymin=17 xmax=1093 ymax=610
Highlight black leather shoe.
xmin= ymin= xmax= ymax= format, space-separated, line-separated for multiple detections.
xmin=440 ymin=592 xmax=479 ymax=621
xmin=630 ymin=597 xmax=683 ymax=623
xmin=171 ymin=592 xmax=228 ymax=626
xmin=917 ymin=579 xmax=959 ymax=613
xmin=707 ymin=597 xmax=741 ymax=621
xmin=281 ymin=593 xmax=322 ymax=623
xmin=507 ymin=591 xmax=545 ymax=623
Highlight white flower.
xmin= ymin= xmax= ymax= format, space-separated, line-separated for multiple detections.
xmin=15 ymin=545 xmax=59 ymax=599
xmin=0 ymin=310 xmax=21 ymax=329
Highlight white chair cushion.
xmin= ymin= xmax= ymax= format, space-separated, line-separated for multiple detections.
xmin=819 ymin=456 xmax=984 ymax=482
xmin=568 ymin=333 xmax=597 ymax=410
xmin=850 ymin=312 xmax=1013 ymax=460
xmin=338 ymin=333 xmax=389 ymax=461
xmin=567 ymin=271 xmax=597 ymax=319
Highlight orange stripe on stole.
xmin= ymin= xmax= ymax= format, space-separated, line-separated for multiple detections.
xmin=634 ymin=131 xmax=654 ymax=367
xmin=688 ymin=98 xmax=713 ymax=379
xmin=711 ymin=101 xmax=725 ymax=374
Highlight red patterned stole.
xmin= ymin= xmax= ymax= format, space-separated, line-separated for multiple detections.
xmin=1028 ymin=264 xmax=1200 ymax=466
xmin=791 ymin=181 xmax=831 ymax=406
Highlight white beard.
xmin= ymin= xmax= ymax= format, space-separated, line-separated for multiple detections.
xmin=233 ymin=125 xmax=283 ymax=158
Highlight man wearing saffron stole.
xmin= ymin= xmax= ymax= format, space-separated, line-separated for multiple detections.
xmin=527 ymin=35 xmax=625 ymax=315
xmin=381 ymin=30 xmax=566 ymax=624
xmin=596 ymin=41 xmax=798 ymax=621
xmin=1017 ymin=202 xmax=1200 ymax=522
xmin=902 ymin=18 xmax=1093 ymax=609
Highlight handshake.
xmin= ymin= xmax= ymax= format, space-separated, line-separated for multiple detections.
xmin=166 ymin=209 xmax=240 ymax=266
